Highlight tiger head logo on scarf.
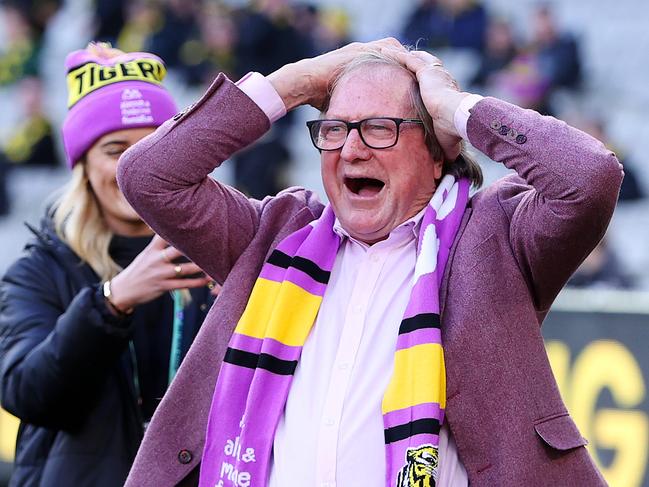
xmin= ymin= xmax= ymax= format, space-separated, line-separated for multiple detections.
xmin=396 ymin=444 xmax=439 ymax=487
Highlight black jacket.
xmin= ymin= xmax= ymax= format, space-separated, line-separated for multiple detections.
xmin=0 ymin=220 xmax=213 ymax=486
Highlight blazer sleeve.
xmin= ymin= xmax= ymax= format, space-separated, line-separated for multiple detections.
xmin=466 ymin=97 xmax=623 ymax=311
xmin=0 ymin=249 xmax=133 ymax=430
xmin=117 ymin=74 xmax=272 ymax=284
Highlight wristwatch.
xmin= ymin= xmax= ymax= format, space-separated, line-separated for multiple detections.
xmin=102 ymin=280 xmax=133 ymax=316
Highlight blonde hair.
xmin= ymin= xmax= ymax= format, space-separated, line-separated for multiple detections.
xmin=53 ymin=164 xmax=121 ymax=281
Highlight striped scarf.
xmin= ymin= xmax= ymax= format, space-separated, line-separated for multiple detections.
xmin=200 ymin=175 xmax=470 ymax=487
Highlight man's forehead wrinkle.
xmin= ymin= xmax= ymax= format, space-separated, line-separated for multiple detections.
xmin=335 ymin=66 xmax=412 ymax=95
xmin=325 ymin=97 xmax=411 ymax=119
xmin=325 ymin=103 xmax=404 ymax=121
xmin=327 ymin=68 xmax=414 ymax=120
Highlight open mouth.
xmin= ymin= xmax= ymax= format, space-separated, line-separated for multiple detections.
xmin=344 ymin=176 xmax=385 ymax=197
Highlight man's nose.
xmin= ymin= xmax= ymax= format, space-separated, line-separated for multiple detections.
xmin=340 ymin=128 xmax=371 ymax=161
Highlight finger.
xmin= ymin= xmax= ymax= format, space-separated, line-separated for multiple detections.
xmin=166 ymin=276 xmax=213 ymax=290
xmin=209 ymin=282 xmax=222 ymax=296
xmin=170 ymin=263 xmax=183 ymax=279
xmin=372 ymin=37 xmax=405 ymax=50
xmin=168 ymin=262 xmax=204 ymax=279
xmin=149 ymin=234 xmax=169 ymax=250
xmin=384 ymin=48 xmax=445 ymax=74
xmin=338 ymin=41 xmax=359 ymax=52
xmin=160 ymin=247 xmax=171 ymax=263
xmin=410 ymin=50 xmax=443 ymax=66
xmin=341 ymin=38 xmax=404 ymax=59
xmin=160 ymin=246 xmax=183 ymax=263
xmin=408 ymin=51 xmax=459 ymax=89
xmin=410 ymin=51 xmax=455 ymax=78
xmin=384 ymin=49 xmax=429 ymax=75
xmin=176 ymin=262 xmax=204 ymax=276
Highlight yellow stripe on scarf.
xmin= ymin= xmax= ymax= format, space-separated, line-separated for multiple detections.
xmin=236 ymin=278 xmax=322 ymax=346
xmin=382 ymin=344 xmax=446 ymax=414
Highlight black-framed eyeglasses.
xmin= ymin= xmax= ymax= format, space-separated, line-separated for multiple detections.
xmin=306 ymin=117 xmax=424 ymax=151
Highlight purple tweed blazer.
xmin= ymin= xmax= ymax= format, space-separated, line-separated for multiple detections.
xmin=117 ymin=74 xmax=622 ymax=486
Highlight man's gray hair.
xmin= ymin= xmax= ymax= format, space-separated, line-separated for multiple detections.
xmin=321 ymin=49 xmax=483 ymax=188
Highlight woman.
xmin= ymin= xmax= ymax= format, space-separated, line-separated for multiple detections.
xmin=0 ymin=44 xmax=214 ymax=487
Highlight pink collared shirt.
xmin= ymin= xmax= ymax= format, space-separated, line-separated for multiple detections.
xmin=236 ymin=72 xmax=479 ymax=487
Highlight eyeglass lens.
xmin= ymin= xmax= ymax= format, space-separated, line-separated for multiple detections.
xmin=312 ymin=118 xmax=400 ymax=150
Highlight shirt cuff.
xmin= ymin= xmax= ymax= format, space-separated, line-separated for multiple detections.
xmin=236 ymin=72 xmax=287 ymax=123
xmin=453 ymin=94 xmax=484 ymax=141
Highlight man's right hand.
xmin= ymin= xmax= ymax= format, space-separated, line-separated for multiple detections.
xmin=267 ymin=38 xmax=405 ymax=111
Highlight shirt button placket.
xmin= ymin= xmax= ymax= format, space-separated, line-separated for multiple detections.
xmin=316 ymin=247 xmax=386 ymax=487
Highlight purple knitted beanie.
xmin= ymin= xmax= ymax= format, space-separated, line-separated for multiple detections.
xmin=61 ymin=47 xmax=178 ymax=168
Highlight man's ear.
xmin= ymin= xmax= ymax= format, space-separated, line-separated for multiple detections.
xmin=433 ymin=158 xmax=444 ymax=180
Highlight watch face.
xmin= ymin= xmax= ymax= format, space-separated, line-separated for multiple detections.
xmin=103 ymin=280 xmax=112 ymax=299
xmin=102 ymin=280 xmax=133 ymax=315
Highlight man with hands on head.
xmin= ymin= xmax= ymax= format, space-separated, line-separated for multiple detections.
xmin=118 ymin=38 xmax=621 ymax=487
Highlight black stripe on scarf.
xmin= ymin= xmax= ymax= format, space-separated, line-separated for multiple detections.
xmin=384 ymin=418 xmax=441 ymax=444
xmin=398 ymin=313 xmax=441 ymax=335
xmin=266 ymin=250 xmax=331 ymax=284
xmin=224 ymin=348 xmax=298 ymax=375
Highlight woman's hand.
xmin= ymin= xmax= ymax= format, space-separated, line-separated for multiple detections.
xmin=107 ymin=235 xmax=211 ymax=312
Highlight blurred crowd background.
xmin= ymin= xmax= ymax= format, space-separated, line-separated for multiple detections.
xmin=0 ymin=0 xmax=648 ymax=484
xmin=1 ymin=0 xmax=648 ymax=290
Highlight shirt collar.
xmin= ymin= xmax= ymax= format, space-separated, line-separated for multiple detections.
xmin=332 ymin=206 xmax=426 ymax=248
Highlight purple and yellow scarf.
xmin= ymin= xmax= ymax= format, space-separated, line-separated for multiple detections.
xmin=200 ymin=175 xmax=470 ymax=487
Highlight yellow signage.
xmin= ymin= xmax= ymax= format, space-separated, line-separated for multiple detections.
xmin=0 ymin=409 xmax=18 ymax=462
xmin=547 ymin=339 xmax=648 ymax=487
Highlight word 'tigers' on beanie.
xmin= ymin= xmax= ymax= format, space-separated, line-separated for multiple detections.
xmin=61 ymin=46 xmax=177 ymax=168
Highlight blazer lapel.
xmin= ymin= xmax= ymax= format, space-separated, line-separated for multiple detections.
xmin=440 ymin=206 xmax=472 ymax=317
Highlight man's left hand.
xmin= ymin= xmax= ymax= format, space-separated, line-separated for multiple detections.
xmin=387 ymin=49 xmax=469 ymax=160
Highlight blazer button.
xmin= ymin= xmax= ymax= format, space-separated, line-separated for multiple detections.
xmin=508 ymin=128 xmax=518 ymax=138
xmin=490 ymin=120 xmax=501 ymax=130
xmin=172 ymin=102 xmax=196 ymax=121
xmin=178 ymin=449 xmax=193 ymax=464
xmin=515 ymin=134 xmax=528 ymax=144
xmin=498 ymin=125 xmax=509 ymax=136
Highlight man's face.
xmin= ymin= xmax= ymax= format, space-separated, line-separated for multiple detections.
xmin=321 ymin=65 xmax=442 ymax=244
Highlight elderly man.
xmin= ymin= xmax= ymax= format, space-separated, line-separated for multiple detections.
xmin=117 ymin=39 xmax=621 ymax=487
